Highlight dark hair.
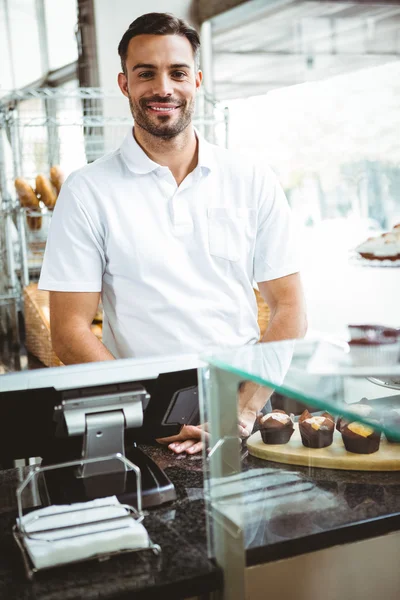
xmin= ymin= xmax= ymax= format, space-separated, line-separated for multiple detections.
xmin=118 ymin=12 xmax=201 ymax=74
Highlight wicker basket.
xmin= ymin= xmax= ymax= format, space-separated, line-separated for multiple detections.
xmin=23 ymin=284 xmax=102 ymax=368
xmin=255 ymin=288 xmax=270 ymax=339
xmin=24 ymin=284 xmax=63 ymax=367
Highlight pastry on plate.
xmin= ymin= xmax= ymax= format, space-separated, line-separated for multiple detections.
xmin=257 ymin=409 xmax=294 ymax=445
xmin=298 ymin=410 xmax=335 ymax=448
xmin=341 ymin=421 xmax=381 ymax=454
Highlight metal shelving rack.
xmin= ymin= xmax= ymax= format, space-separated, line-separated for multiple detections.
xmin=0 ymin=86 xmax=229 ymax=342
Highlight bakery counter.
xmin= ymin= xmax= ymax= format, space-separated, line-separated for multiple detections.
xmin=241 ymin=452 xmax=400 ymax=600
xmin=202 ymin=340 xmax=400 ymax=600
xmin=2 ymin=442 xmax=400 ymax=600
xmin=241 ymin=451 xmax=400 ymax=565
xmin=0 ymin=445 xmax=222 ymax=600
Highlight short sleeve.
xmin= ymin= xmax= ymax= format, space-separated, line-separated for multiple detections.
xmin=253 ymin=166 xmax=299 ymax=283
xmin=38 ymin=181 xmax=105 ymax=292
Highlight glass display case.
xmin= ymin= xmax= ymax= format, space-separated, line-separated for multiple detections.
xmin=199 ymin=339 xmax=400 ymax=600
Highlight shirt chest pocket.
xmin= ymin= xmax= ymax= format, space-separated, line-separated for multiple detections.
xmin=207 ymin=207 xmax=247 ymax=262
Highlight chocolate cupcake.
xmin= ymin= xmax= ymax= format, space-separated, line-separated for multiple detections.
xmin=257 ymin=409 xmax=294 ymax=445
xmin=384 ymin=408 xmax=400 ymax=443
xmin=298 ymin=410 xmax=335 ymax=448
xmin=341 ymin=421 xmax=381 ymax=454
xmin=299 ymin=411 xmax=335 ymax=448
xmin=336 ymin=402 xmax=374 ymax=433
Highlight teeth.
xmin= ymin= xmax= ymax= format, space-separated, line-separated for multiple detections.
xmin=149 ymin=107 xmax=176 ymax=111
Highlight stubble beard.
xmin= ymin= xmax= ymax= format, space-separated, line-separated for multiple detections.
xmin=128 ymin=93 xmax=195 ymax=140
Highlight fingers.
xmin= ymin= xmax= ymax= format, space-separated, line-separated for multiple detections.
xmin=238 ymin=424 xmax=250 ymax=438
xmin=156 ymin=425 xmax=203 ymax=445
xmin=156 ymin=435 xmax=179 ymax=445
xmin=168 ymin=439 xmax=204 ymax=454
xmin=157 ymin=425 xmax=209 ymax=455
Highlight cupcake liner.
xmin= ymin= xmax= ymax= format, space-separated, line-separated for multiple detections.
xmin=342 ymin=431 xmax=381 ymax=454
xmin=260 ymin=426 xmax=294 ymax=445
xmin=299 ymin=427 xmax=334 ymax=449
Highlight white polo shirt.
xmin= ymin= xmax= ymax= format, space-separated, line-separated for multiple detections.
xmin=39 ymin=128 xmax=299 ymax=359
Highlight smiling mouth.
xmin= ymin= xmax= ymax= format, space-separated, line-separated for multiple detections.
xmin=146 ymin=104 xmax=181 ymax=114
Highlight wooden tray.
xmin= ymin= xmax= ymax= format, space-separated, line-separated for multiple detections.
xmin=247 ymin=424 xmax=400 ymax=471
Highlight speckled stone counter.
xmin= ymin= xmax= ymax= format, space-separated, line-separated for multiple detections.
xmin=0 ymin=447 xmax=220 ymax=600
xmin=1 ymin=443 xmax=400 ymax=599
xmin=241 ymin=450 xmax=400 ymax=565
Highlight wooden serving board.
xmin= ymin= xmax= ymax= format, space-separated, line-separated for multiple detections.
xmin=247 ymin=425 xmax=400 ymax=471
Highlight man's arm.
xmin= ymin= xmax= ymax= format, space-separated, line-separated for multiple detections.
xmin=159 ymin=273 xmax=308 ymax=454
xmin=50 ymin=291 xmax=114 ymax=365
xmin=238 ymin=273 xmax=307 ymax=429
xmin=259 ymin=272 xmax=307 ymax=342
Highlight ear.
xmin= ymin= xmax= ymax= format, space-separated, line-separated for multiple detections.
xmin=118 ymin=72 xmax=129 ymax=98
xmin=195 ymin=70 xmax=203 ymax=91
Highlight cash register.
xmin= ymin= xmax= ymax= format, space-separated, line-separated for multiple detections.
xmin=0 ymin=355 xmax=201 ymax=509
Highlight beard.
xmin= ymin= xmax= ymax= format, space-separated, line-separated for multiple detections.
xmin=128 ymin=93 xmax=195 ymax=139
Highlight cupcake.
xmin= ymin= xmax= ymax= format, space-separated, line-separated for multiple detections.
xmin=341 ymin=421 xmax=381 ymax=454
xmin=384 ymin=408 xmax=400 ymax=443
xmin=298 ymin=410 xmax=335 ymax=448
xmin=336 ymin=402 xmax=375 ymax=433
xmin=257 ymin=409 xmax=294 ymax=444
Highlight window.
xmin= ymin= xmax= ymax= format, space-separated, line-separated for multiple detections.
xmin=44 ymin=0 xmax=78 ymax=71
xmin=0 ymin=1 xmax=13 ymax=92
xmin=8 ymin=0 xmax=43 ymax=87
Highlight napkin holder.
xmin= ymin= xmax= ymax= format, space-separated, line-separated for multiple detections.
xmin=13 ymin=454 xmax=161 ymax=580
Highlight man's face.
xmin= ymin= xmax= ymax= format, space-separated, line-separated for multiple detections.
xmin=118 ymin=34 xmax=202 ymax=139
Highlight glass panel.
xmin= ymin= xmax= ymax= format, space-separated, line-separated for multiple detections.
xmin=200 ymin=339 xmax=400 ymax=596
xmin=44 ymin=0 xmax=78 ymax=70
xmin=8 ymin=0 xmax=44 ymax=87
xmin=204 ymin=339 xmax=400 ymax=441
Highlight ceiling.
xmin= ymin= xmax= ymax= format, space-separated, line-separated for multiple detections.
xmin=208 ymin=0 xmax=400 ymax=99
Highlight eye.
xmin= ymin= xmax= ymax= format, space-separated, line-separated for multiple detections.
xmin=172 ymin=71 xmax=187 ymax=79
xmin=138 ymin=71 xmax=154 ymax=79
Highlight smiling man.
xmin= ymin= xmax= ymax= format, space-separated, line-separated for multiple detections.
xmin=39 ymin=13 xmax=307 ymax=453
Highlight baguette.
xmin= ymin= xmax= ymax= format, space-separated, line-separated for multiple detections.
xmin=50 ymin=165 xmax=64 ymax=195
xmin=14 ymin=178 xmax=39 ymax=209
xmin=36 ymin=174 xmax=57 ymax=209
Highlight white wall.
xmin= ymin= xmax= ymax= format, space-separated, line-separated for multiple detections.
xmin=93 ymin=0 xmax=196 ymax=91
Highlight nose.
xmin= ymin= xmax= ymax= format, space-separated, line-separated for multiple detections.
xmin=152 ymin=73 xmax=173 ymax=97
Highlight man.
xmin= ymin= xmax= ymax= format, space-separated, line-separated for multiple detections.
xmin=39 ymin=13 xmax=307 ymax=453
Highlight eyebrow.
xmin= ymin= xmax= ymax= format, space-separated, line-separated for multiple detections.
xmin=131 ymin=62 xmax=191 ymax=72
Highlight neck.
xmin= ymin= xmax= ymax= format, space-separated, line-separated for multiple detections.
xmin=133 ymin=124 xmax=198 ymax=185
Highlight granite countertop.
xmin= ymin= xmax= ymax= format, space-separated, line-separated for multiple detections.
xmin=241 ymin=449 xmax=400 ymax=565
xmin=1 ymin=443 xmax=400 ymax=599
xmin=0 ymin=446 xmax=220 ymax=600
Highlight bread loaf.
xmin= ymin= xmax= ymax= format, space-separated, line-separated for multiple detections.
xmin=35 ymin=174 xmax=57 ymax=209
xmin=15 ymin=178 xmax=39 ymax=209
xmin=49 ymin=165 xmax=64 ymax=195
xmin=26 ymin=215 xmax=42 ymax=231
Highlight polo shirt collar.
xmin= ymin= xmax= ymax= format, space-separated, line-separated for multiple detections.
xmin=120 ymin=128 xmax=159 ymax=175
xmin=120 ymin=127 xmax=214 ymax=175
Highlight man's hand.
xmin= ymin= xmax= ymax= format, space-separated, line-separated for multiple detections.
xmin=156 ymin=425 xmax=209 ymax=455
xmin=238 ymin=381 xmax=273 ymax=435
xmin=156 ymin=419 xmax=251 ymax=456
xmin=157 ymin=381 xmax=273 ymax=455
